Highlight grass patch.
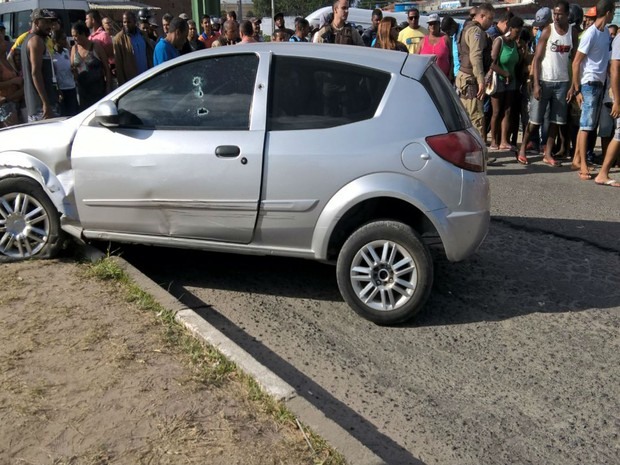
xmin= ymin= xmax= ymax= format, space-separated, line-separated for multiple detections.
xmin=86 ymin=256 xmax=347 ymax=465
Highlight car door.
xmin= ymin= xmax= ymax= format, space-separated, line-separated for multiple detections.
xmin=71 ymin=53 xmax=265 ymax=243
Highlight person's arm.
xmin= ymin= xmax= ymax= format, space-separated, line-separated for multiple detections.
xmin=610 ymin=42 xmax=620 ymax=118
xmin=113 ymin=35 xmax=126 ymax=85
xmin=0 ymin=75 xmax=22 ymax=89
xmin=531 ymin=26 xmax=550 ymax=100
xmin=489 ymin=37 xmax=509 ymax=79
xmin=28 ymin=36 xmax=53 ymax=118
xmin=571 ymin=51 xmax=586 ymax=105
xmin=94 ymin=42 xmax=112 ymax=93
xmin=444 ymin=34 xmax=454 ymax=81
xmin=466 ymin=27 xmax=485 ymax=98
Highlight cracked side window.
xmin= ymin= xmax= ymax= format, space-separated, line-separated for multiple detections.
xmin=116 ymin=54 xmax=259 ymax=130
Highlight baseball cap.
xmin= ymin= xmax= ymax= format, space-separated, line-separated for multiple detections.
xmin=427 ymin=13 xmax=439 ymax=24
xmin=584 ymin=6 xmax=597 ymax=17
xmin=532 ymin=7 xmax=551 ymax=27
xmin=31 ymin=8 xmax=57 ymax=21
xmin=250 ymin=17 xmax=261 ymax=24
xmin=179 ymin=13 xmax=189 ymax=20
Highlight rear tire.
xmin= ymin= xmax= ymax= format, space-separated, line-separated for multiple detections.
xmin=336 ymin=220 xmax=433 ymax=325
xmin=0 ymin=177 xmax=64 ymax=260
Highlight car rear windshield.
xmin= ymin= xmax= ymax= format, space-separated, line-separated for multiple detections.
xmin=420 ymin=65 xmax=471 ymax=133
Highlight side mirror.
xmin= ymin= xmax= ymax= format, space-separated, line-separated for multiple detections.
xmin=95 ymin=101 xmax=119 ymax=128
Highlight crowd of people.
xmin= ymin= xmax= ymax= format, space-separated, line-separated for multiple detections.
xmin=1 ymin=0 xmax=619 ymax=186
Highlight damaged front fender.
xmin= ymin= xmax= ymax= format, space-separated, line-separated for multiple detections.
xmin=0 ymin=151 xmax=78 ymax=221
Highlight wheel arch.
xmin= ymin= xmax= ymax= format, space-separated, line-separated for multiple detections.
xmin=311 ymin=173 xmax=447 ymax=262
xmin=0 ymin=151 xmax=73 ymax=217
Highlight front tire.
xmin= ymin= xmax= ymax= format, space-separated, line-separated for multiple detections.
xmin=336 ymin=221 xmax=433 ymax=325
xmin=0 ymin=177 xmax=63 ymax=260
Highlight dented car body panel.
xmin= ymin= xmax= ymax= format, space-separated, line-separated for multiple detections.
xmin=0 ymin=43 xmax=489 ymax=264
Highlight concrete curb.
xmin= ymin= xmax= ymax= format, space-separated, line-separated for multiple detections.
xmin=83 ymin=245 xmax=385 ymax=465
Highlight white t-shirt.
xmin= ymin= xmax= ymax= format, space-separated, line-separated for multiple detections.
xmin=608 ymin=34 xmax=620 ymax=103
xmin=52 ymin=48 xmax=75 ymax=90
xmin=578 ymin=24 xmax=611 ymax=84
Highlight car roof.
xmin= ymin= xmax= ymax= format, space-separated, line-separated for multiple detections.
xmin=166 ymin=43 xmax=434 ymax=81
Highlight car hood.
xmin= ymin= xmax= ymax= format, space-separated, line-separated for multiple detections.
xmin=0 ymin=116 xmax=81 ymax=167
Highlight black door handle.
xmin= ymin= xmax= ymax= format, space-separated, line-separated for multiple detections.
xmin=215 ymin=145 xmax=240 ymax=157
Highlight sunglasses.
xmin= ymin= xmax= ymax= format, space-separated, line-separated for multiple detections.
xmin=408 ymin=16 xmax=419 ymax=20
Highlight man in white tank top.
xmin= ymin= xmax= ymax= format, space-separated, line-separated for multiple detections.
xmin=518 ymin=0 xmax=578 ymax=166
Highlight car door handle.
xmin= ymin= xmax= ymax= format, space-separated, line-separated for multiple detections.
xmin=215 ymin=145 xmax=240 ymax=158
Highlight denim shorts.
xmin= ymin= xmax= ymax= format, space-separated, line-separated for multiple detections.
xmin=529 ymin=80 xmax=570 ymax=125
xmin=579 ymin=82 xmax=605 ymax=131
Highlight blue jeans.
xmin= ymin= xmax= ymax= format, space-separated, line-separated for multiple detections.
xmin=579 ymin=82 xmax=604 ymax=131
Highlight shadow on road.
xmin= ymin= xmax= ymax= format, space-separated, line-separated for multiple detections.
xmin=118 ymin=216 xmax=620 ymax=328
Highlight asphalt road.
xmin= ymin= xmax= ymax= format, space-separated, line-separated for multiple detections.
xmin=118 ymin=151 xmax=620 ymax=465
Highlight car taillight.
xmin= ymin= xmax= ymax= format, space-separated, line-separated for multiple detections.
xmin=425 ymin=130 xmax=485 ymax=172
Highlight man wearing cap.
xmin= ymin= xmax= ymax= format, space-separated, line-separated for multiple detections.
xmin=314 ymin=0 xmax=364 ymax=45
xmin=456 ymin=2 xmax=495 ymax=141
xmin=583 ymin=6 xmax=597 ymax=32
xmin=21 ymin=9 xmax=59 ymax=121
xmin=519 ymin=0 xmax=578 ymax=165
xmin=571 ymin=0 xmax=616 ymax=179
xmin=274 ymin=12 xmax=294 ymax=38
xmin=532 ymin=7 xmax=552 ymax=48
xmin=251 ymin=18 xmax=264 ymax=42
xmin=398 ymin=8 xmax=427 ymax=54
xmin=113 ymin=11 xmax=154 ymax=85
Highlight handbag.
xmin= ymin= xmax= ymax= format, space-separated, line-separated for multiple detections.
xmin=485 ymin=70 xmax=498 ymax=96
xmin=485 ymin=36 xmax=503 ymax=96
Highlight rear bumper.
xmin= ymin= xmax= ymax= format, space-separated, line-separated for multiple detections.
xmin=435 ymin=208 xmax=490 ymax=262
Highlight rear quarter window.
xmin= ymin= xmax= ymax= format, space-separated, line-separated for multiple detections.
xmin=268 ymin=56 xmax=390 ymax=131
xmin=420 ymin=65 xmax=471 ymax=132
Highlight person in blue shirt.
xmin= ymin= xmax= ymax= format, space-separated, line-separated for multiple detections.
xmin=153 ymin=17 xmax=188 ymax=66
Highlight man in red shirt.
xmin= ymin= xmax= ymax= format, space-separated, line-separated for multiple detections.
xmin=86 ymin=10 xmax=114 ymax=70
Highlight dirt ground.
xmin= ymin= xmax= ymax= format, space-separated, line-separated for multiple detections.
xmin=0 ymin=258 xmax=336 ymax=465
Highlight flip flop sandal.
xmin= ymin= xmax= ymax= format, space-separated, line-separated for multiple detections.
xmin=578 ymin=172 xmax=592 ymax=180
xmin=516 ymin=154 xmax=529 ymax=165
xmin=595 ymin=179 xmax=620 ymax=187
xmin=499 ymin=144 xmax=517 ymax=151
xmin=542 ymin=157 xmax=561 ymax=167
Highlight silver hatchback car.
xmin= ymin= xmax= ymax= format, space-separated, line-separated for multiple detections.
xmin=0 ymin=43 xmax=489 ymax=324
